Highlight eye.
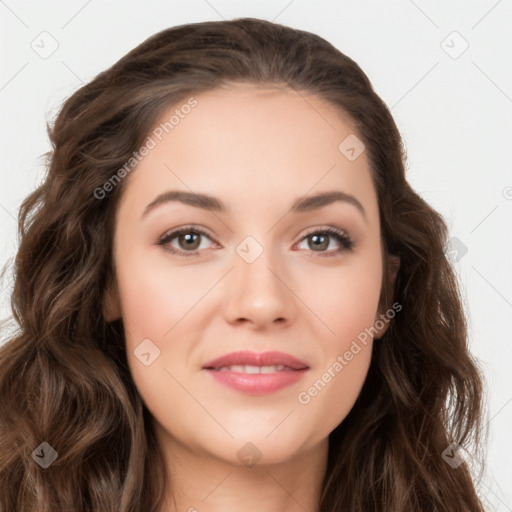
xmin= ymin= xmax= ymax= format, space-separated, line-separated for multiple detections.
xmin=157 ymin=225 xmax=217 ymax=257
xmin=157 ymin=225 xmax=355 ymax=258
xmin=295 ymin=227 xmax=355 ymax=257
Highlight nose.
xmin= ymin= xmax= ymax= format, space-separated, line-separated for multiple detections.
xmin=222 ymin=247 xmax=295 ymax=330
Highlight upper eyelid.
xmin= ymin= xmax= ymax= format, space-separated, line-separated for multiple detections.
xmin=160 ymin=225 xmax=216 ymax=243
xmin=299 ymin=225 xmax=350 ymax=237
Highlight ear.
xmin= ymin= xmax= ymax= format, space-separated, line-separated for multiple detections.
xmin=102 ymin=280 xmax=121 ymax=323
xmin=373 ymin=254 xmax=400 ymax=339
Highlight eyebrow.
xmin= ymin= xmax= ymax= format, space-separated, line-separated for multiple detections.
xmin=142 ymin=190 xmax=367 ymax=220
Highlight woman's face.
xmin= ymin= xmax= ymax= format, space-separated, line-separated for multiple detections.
xmin=105 ymin=83 xmax=389 ymax=466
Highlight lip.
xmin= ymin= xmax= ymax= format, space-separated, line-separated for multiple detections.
xmin=203 ymin=351 xmax=309 ymax=370
xmin=202 ymin=351 xmax=309 ymax=395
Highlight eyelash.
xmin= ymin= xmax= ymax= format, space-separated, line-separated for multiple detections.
xmin=157 ymin=225 xmax=355 ymax=258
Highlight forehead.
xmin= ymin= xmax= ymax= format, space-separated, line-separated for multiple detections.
xmin=117 ymin=82 xmax=378 ymax=222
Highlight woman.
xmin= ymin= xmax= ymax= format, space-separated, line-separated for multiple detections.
xmin=0 ymin=17 xmax=487 ymax=511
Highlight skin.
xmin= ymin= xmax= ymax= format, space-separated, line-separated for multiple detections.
xmin=104 ymin=82 xmax=394 ymax=512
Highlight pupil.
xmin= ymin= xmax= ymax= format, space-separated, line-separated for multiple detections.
xmin=311 ymin=234 xmax=327 ymax=251
xmin=181 ymin=233 xmax=199 ymax=249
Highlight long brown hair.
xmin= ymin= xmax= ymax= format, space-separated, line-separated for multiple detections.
xmin=0 ymin=17 xmax=487 ymax=511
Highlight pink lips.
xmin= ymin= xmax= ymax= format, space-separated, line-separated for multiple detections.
xmin=202 ymin=351 xmax=309 ymax=395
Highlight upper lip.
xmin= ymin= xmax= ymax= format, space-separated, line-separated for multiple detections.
xmin=202 ymin=351 xmax=309 ymax=370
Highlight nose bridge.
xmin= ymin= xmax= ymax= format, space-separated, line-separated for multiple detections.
xmin=235 ymin=234 xmax=284 ymax=295
xmin=223 ymin=233 xmax=292 ymax=326
xmin=237 ymin=241 xmax=279 ymax=292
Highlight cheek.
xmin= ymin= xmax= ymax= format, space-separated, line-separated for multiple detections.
xmin=115 ymin=248 xmax=202 ymax=343
xmin=293 ymin=254 xmax=381 ymax=431
xmin=296 ymin=270 xmax=378 ymax=433
xmin=113 ymin=250 xmax=208 ymax=434
xmin=118 ymin=269 xmax=195 ymax=442
xmin=298 ymin=255 xmax=382 ymax=346
xmin=297 ymin=343 xmax=372 ymax=440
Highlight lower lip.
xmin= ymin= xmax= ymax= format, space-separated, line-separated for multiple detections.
xmin=205 ymin=369 xmax=308 ymax=394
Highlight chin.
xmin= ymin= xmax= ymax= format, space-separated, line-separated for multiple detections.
xmin=212 ymin=426 xmax=319 ymax=466
xmin=212 ymin=438 xmax=310 ymax=468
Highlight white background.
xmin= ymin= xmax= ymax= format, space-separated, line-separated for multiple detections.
xmin=1 ymin=1 xmax=511 ymax=510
